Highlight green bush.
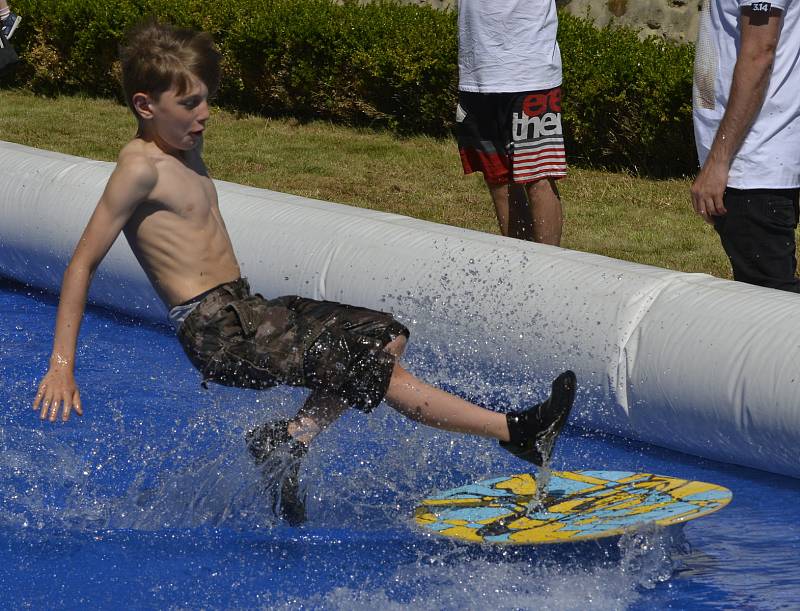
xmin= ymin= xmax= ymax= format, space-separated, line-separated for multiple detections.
xmin=559 ymin=12 xmax=696 ymax=176
xmin=9 ymin=0 xmax=459 ymax=135
xmin=5 ymin=0 xmax=696 ymax=176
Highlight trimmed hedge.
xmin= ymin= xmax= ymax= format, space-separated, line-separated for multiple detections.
xmin=9 ymin=0 xmax=459 ymax=135
xmin=559 ymin=15 xmax=696 ymax=177
xmin=5 ymin=0 xmax=696 ymax=176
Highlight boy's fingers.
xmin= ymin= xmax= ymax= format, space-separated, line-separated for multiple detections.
xmin=35 ymin=388 xmax=81 ymax=422
xmin=49 ymin=398 xmax=61 ymax=422
xmin=33 ymin=385 xmax=46 ymax=410
xmin=61 ymin=393 xmax=70 ymax=421
xmin=39 ymin=397 xmax=51 ymax=420
xmin=61 ymin=392 xmax=80 ymax=421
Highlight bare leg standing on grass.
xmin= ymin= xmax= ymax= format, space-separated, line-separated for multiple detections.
xmin=455 ymin=1 xmax=567 ymax=247
xmin=488 ymin=178 xmax=563 ymax=246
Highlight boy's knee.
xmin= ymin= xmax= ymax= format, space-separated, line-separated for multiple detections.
xmin=387 ymin=362 xmax=412 ymax=390
xmin=384 ymin=334 xmax=407 ymax=358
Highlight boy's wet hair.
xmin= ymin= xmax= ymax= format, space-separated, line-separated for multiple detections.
xmin=120 ymin=20 xmax=221 ymax=114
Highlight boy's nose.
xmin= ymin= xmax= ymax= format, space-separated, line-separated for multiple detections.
xmin=197 ymin=102 xmax=210 ymax=123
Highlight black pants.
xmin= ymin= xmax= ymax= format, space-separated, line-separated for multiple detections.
xmin=714 ymin=188 xmax=800 ymax=293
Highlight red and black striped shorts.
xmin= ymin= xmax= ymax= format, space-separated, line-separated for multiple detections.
xmin=456 ymin=87 xmax=567 ymax=185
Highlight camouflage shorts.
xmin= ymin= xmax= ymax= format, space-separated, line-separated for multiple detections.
xmin=176 ymin=278 xmax=409 ymax=412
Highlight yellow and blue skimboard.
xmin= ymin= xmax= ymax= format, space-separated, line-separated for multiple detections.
xmin=414 ymin=470 xmax=732 ymax=545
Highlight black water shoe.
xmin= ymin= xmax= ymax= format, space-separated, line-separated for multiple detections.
xmin=245 ymin=419 xmax=308 ymax=526
xmin=500 ymin=370 xmax=576 ymax=466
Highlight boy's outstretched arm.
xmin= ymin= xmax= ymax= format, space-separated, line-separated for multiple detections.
xmin=32 ymin=156 xmax=157 ymax=423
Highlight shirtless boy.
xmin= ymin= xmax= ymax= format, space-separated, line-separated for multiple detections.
xmin=32 ymin=22 xmax=577 ymax=525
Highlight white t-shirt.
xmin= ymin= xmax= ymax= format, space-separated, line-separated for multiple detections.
xmin=457 ymin=0 xmax=562 ymax=93
xmin=693 ymin=0 xmax=800 ymax=189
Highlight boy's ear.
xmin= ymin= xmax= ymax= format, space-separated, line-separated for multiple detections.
xmin=132 ymin=93 xmax=154 ymax=120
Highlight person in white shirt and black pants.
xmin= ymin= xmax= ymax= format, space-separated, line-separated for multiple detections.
xmin=692 ymin=0 xmax=800 ymax=292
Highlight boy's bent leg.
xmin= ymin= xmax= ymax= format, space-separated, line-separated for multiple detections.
xmin=290 ymin=389 xmax=350 ymax=444
xmin=245 ymin=390 xmax=352 ymax=526
xmin=525 ymin=178 xmax=563 ymax=246
xmin=245 ymin=419 xmax=308 ymax=526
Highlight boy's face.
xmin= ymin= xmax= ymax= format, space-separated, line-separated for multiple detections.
xmin=134 ymin=76 xmax=210 ymax=152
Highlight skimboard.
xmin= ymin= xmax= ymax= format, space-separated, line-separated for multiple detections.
xmin=414 ymin=470 xmax=732 ymax=545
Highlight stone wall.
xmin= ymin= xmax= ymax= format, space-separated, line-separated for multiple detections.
xmin=400 ymin=0 xmax=702 ymax=43
xmin=558 ymin=0 xmax=701 ymax=42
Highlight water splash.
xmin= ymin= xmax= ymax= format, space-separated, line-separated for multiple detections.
xmin=525 ymin=464 xmax=552 ymax=514
xmin=9 ymin=281 xmax=798 ymax=609
xmin=618 ymin=524 xmax=684 ymax=589
xmin=257 ymin=548 xmax=647 ymax=610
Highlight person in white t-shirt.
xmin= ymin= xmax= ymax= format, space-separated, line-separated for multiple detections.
xmin=692 ymin=0 xmax=800 ymax=292
xmin=455 ymin=0 xmax=566 ymax=245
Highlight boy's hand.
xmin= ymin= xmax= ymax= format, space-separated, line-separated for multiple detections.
xmin=32 ymin=366 xmax=83 ymax=422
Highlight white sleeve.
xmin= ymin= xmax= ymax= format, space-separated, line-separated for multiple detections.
xmin=738 ymin=0 xmax=789 ymax=12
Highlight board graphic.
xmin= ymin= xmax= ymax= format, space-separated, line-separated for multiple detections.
xmin=414 ymin=470 xmax=732 ymax=545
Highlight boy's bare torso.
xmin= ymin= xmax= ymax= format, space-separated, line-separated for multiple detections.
xmin=120 ymin=138 xmax=241 ymax=307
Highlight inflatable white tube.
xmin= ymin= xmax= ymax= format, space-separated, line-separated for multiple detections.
xmin=1 ymin=140 xmax=798 ymax=479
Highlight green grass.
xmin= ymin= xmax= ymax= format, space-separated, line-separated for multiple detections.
xmin=0 ymin=89 xmax=731 ymax=278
